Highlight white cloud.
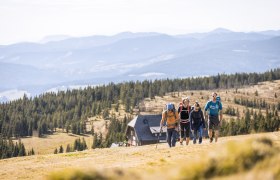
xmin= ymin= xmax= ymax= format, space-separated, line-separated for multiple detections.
xmin=140 ymin=72 xmax=165 ymax=77
xmin=0 ymin=89 xmax=30 ymax=102
xmin=148 ymin=54 xmax=175 ymax=63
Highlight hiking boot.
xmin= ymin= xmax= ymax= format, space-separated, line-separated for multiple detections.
xmin=210 ymin=137 xmax=213 ymax=143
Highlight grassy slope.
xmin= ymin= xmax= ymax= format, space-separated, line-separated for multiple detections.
xmin=17 ymin=132 xmax=93 ymax=155
xmin=19 ymin=80 xmax=280 ymax=155
xmin=1 ymin=80 xmax=279 ymax=179
xmin=140 ymin=80 xmax=280 ymax=118
xmin=1 ymin=131 xmax=280 ymax=179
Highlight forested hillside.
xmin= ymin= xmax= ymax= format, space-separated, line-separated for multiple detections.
xmin=0 ymin=68 xmax=280 ymax=147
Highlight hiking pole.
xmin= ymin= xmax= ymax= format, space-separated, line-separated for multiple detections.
xmin=156 ymin=126 xmax=163 ymax=149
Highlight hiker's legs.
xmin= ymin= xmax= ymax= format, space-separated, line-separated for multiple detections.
xmin=180 ymin=123 xmax=185 ymax=144
xmin=198 ymin=126 xmax=203 ymax=144
xmin=167 ymin=128 xmax=177 ymax=147
xmin=214 ymin=119 xmax=221 ymax=142
xmin=214 ymin=130 xmax=219 ymax=142
xmin=185 ymin=123 xmax=190 ymax=145
xmin=167 ymin=129 xmax=173 ymax=147
xmin=193 ymin=129 xmax=198 ymax=144
xmin=171 ymin=129 xmax=177 ymax=147
xmin=209 ymin=116 xmax=219 ymax=143
xmin=208 ymin=120 xmax=214 ymax=142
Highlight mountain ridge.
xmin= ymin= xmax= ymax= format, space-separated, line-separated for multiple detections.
xmin=1 ymin=29 xmax=280 ymax=101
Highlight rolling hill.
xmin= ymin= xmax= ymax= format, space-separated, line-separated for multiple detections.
xmin=1 ymin=29 xmax=280 ymax=101
xmin=0 ymin=79 xmax=279 ymax=179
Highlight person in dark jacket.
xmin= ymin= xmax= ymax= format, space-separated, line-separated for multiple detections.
xmin=190 ymin=101 xmax=206 ymax=144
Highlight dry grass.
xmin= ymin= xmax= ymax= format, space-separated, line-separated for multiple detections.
xmin=1 ymin=131 xmax=280 ymax=180
xmin=140 ymin=80 xmax=280 ymax=119
xmin=18 ymin=132 xmax=93 ymax=155
xmin=1 ymin=80 xmax=280 ymax=179
xmin=20 ymin=80 xmax=279 ymax=155
xmin=46 ymin=133 xmax=280 ymax=180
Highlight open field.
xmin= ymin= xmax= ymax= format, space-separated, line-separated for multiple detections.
xmin=1 ymin=131 xmax=280 ymax=179
xmin=17 ymin=132 xmax=93 ymax=155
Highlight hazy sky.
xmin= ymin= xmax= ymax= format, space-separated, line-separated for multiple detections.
xmin=1 ymin=0 xmax=280 ymax=45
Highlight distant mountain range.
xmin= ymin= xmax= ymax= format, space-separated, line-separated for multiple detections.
xmin=1 ymin=28 xmax=280 ymax=102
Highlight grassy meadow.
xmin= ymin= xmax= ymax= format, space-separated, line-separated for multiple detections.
xmin=1 ymin=80 xmax=279 ymax=179
xmin=1 ymin=131 xmax=279 ymax=179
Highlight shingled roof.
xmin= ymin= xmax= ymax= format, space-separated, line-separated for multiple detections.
xmin=127 ymin=114 xmax=166 ymax=145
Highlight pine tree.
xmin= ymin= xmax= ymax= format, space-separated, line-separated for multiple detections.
xmin=91 ymin=125 xmax=95 ymax=136
xmin=18 ymin=140 xmax=26 ymax=156
xmin=82 ymin=138 xmax=87 ymax=150
xmin=13 ymin=142 xmax=19 ymax=157
xmin=92 ymin=133 xmax=98 ymax=149
xmin=54 ymin=148 xmax=58 ymax=154
xmin=31 ymin=148 xmax=35 ymax=155
xmin=59 ymin=145 xmax=64 ymax=153
xmin=254 ymin=90 xmax=258 ymax=96
xmin=66 ymin=144 xmax=71 ymax=153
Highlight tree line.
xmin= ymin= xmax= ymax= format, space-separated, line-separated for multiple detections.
xmin=0 ymin=137 xmax=34 ymax=159
xmin=92 ymin=115 xmax=131 ymax=148
xmin=0 ymin=68 xmax=280 ymax=138
xmin=54 ymin=137 xmax=88 ymax=154
xmin=53 ymin=115 xmax=130 ymax=152
xmin=221 ymin=108 xmax=279 ymax=136
xmin=234 ymin=97 xmax=269 ymax=109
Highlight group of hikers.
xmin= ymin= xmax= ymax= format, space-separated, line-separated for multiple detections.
xmin=160 ymin=92 xmax=223 ymax=147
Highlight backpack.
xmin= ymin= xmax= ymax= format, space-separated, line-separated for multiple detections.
xmin=216 ymin=96 xmax=221 ymax=103
xmin=163 ymin=103 xmax=177 ymax=127
xmin=216 ymin=97 xmax=222 ymax=110
xmin=178 ymin=101 xmax=191 ymax=118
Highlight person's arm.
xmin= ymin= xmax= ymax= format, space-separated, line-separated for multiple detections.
xmin=175 ymin=111 xmax=180 ymax=125
xmin=160 ymin=112 xmax=166 ymax=127
xmin=190 ymin=112 xmax=193 ymax=130
xmin=204 ymin=102 xmax=209 ymax=121
xmin=219 ymin=110 xmax=223 ymax=124
xmin=201 ymin=110 xmax=206 ymax=129
xmin=219 ymin=102 xmax=223 ymax=124
xmin=172 ymin=111 xmax=179 ymax=131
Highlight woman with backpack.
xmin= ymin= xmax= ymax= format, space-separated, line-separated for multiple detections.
xmin=190 ymin=101 xmax=206 ymax=144
xmin=178 ymin=97 xmax=191 ymax=145
xmin=160 ymin=103 xmax=179 ymax=147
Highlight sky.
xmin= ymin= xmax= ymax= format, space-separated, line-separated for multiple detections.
xmin=0 ymin=0 xmax=280 ymax=45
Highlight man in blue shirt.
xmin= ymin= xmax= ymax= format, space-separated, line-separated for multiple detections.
xmin=204 ymin=92 xmax=223 ymax=143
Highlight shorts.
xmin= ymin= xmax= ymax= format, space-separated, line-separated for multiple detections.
xmin=208 ymin=115 xmax=220 ymax=131
xmin=180 ymin=122 xmax=190 ymax=138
